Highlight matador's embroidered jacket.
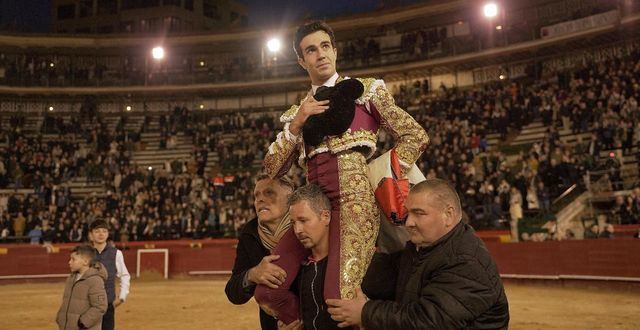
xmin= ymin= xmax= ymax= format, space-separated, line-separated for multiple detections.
xmin=264 ymin=77 xmax=429 ymax=177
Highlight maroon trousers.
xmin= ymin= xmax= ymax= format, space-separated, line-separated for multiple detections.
xmin=255 ymin=152 xmax=343 ymax=324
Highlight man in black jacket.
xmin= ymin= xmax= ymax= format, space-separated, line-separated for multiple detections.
xmin=225 ymin=174 xmax=295 ymax=329
xmin=327 ymin=178 xmax=510 ymax=329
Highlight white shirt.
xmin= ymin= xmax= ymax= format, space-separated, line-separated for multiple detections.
xmin=115 ymin=249 xmax=131 ymax=301
xmin=311 ymin=72 xmax=339 ymax=95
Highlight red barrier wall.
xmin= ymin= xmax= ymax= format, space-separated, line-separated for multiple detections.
xmin=485 ymin=239 xmax=640 ymax=278
xmin=1 ymin=238 xmax=639 ymax=280
xmin=0 ymin=240 xmax=237 ymax=278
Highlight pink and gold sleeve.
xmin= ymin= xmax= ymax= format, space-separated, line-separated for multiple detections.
xmin=263 ymin=120 xmax=302 ymax=178
xmin=370 ymin=82 xmax=429 ymax=173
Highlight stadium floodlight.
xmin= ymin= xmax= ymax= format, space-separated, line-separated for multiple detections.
xmin=48 ymin=106 xmax=54 ymax=111
xmin=483 ymin=3 xmax=498 ymax=18
xmin=126 ymin=105 xmax=132 ymax=111
xmin=266 ymin=38 xmax=281 ymax=53
xmin=199 ymin=104 xmax=204 ymax=109
xmin=151 ymin=46 xmax=165 ymax=60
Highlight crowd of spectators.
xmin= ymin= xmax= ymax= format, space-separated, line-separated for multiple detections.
xmin=0 ymin=105 xmax=309 ymax=244
xmin=0 ymin=113 xmax=127 ymax=190
xmin=386 ymin=45 xmax=640 ymax=237
xmin=389 ymin=81 xmax=559 ymax=230
xmin=0 ymin=52 xmax=261 ymax=87
xmin=1 ymin=44 xmax=640 ymax=244
xmin=0 ymin=22 xmax=470 ymax=88
xmin=0 ymin=169 xmax=258 ymax=244
xmin=609 ymin=187 xmax=640 ymax=225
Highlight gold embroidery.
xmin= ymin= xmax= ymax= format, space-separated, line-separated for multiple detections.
xmin=337 ymin=151 xmax=379 ymax=299
xmin=297 ymin=150 xmax=309 ymax=168
xmin=307 ymin=130 xmax=378 ymax=159
xmin=370 ymin=84 xmax=429 ymax=174
xmin=263 ymin=130 xmax=299 ymax=178
xmin=280 ymin=104 xmax=299 ymax=123
xmin=354 ymin=78 xmax=377 ymax=104
xmin=265 ymin=102 xmax=304 ymax=177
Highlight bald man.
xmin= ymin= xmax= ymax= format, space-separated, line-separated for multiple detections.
xmin=327 ymin=178 xmax=510 ymax=329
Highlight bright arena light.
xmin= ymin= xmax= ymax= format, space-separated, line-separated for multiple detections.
xmin=266 ymin=38 xmax=281 ymax=53
xmin=483 ymin=3 xmax=498 ymax=18
xmin=48 ymin=106 xmax=54 ymax=111
xmin=126 ymin=105 xmax=132 ymax=111
xmin=151 ymin=46 xmax=165 ymax=60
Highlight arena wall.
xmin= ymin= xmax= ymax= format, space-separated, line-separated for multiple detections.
xmin=487 ymin=239 xmax=640 ymax=279
xmin=0 ymin=240 xmax=237 ymax=279
xmin=1 ymin=238 xmax=639 ymax=281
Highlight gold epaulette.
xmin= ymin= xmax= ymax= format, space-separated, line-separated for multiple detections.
xmin=280 ymin=104 xmax=299 ymax=123
xmin=355 ymin=77 xmax=383 ymax=104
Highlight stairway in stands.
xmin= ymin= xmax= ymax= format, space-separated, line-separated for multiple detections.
xmin=510 ymin=121 xmax=592 ymax=154
xmin=505 ymin=120 xmax=639 ymax=238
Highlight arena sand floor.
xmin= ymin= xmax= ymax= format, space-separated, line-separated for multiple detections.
xmin=1 ymin=278 xmax=639 ymax=329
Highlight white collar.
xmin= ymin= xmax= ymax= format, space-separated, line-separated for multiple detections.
xmin=311 ymin=72 xmax=340 ymax=95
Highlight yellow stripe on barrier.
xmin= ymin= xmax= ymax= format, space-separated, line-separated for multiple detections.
xmin=499 ymin=235 xmax=512 ymax=243
xmin=0 ymin=248 xmax=7 ymax=254
xmin=144 ymin=244 xmax=156 ymax=249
